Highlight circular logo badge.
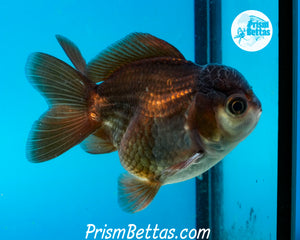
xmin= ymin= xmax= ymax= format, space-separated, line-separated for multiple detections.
xmin=231 ymin=10 xmax=273 ymax=52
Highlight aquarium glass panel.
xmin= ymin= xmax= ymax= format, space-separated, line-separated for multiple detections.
xmin=218 ymin=0 xmax=278 ymax=239
xmin=296 ymin=0 xmax=300 ymax=238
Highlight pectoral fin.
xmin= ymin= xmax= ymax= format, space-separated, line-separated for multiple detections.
xmin=118 ymin=174 xmax=161 ymax=213
xmin=161 ymin=152 xmax=204 ymax=179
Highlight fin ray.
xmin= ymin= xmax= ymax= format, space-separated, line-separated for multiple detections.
xmin=118 ymin=174 xmax=161 ymax=213
xmin=160 ymin=152 xmax=204 ymax=180
xmin=26 ymin=52 xmax=91 ymax=107
xmin=56 ymin=35 xmax=86 ymax=74
xmin=26 ymin=53 xmax=99 ymax=162
xmin=87 ymin=32 xmax=185 ymax=83
xmin=81 ymin=132 xmax=116 ymax=154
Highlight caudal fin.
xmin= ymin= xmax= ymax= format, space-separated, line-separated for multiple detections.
xmin=26 ymin=52 xmax=100 ymax=162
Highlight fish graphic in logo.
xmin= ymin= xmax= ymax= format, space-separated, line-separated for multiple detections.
xmin=234 ymin=27 xmax=246 ymax=45
xmin=232 ymin=10 xmax=273 ymax=52
xmin=26 ymin=33 xmax=262 ymax=212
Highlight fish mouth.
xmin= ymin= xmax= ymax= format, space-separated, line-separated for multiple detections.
xmin=257 ymin=103 xmax=262 ymax=120
xmin=250 ymin=94 xmax=262 ymax=117
xmin=258 ymin=109 xmax=262 ymax=117
xmin=251 ymin=100 xmax=262 ymax=130
xmin=254 ymin=104 xmax=262 ymax=122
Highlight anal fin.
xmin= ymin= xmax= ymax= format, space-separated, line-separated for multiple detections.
xmin=81 ymin=128 xmax=116 ymax=154
xmin=118 ymin=174 xmax=161 ymax=213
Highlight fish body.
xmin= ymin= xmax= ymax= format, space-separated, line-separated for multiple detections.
xmin=26 ymin=33 xmax=262 ymax=213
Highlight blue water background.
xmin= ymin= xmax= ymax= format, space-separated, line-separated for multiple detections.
xmin=1 ymin=0 xmax=298 ymax=239
xmin=0 ymin=1 xmax=195 ymax=239
xmin=221 ymin=1 xmax=278 ymax=239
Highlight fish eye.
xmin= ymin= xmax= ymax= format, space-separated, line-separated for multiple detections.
xmin=227 ymin=95 xmax=248 ymax=116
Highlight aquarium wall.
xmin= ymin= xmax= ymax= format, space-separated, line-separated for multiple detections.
xmin=224 ymin=3 xmax=278 ymax=240
xmin=221 ymin=0 xmax=278 ymax=238
xmin=296 ymin=0 xmax=300 ymax=237
xmin=195 ymin=0 xmax=279 ymax=239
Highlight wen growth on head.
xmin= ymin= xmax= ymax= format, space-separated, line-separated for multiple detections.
xmin=26 ymin=33 xmax=262 ymax=213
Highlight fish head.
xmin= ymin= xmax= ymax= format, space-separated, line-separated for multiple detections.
xmin=190 ymin=64 xmax=262 ymax=148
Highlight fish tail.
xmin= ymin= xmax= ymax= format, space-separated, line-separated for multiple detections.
xmin=25 ymin=52 xmax=100 ymax=163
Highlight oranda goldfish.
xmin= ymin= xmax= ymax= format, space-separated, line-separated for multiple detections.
xmin=26 ymin=33 xmax=262 ymax=213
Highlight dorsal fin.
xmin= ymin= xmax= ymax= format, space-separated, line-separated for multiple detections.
xmin=87 ymin=32 xmax=185 ymax=83
xmin=56 ymin=35 xmax=86 ymax=74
